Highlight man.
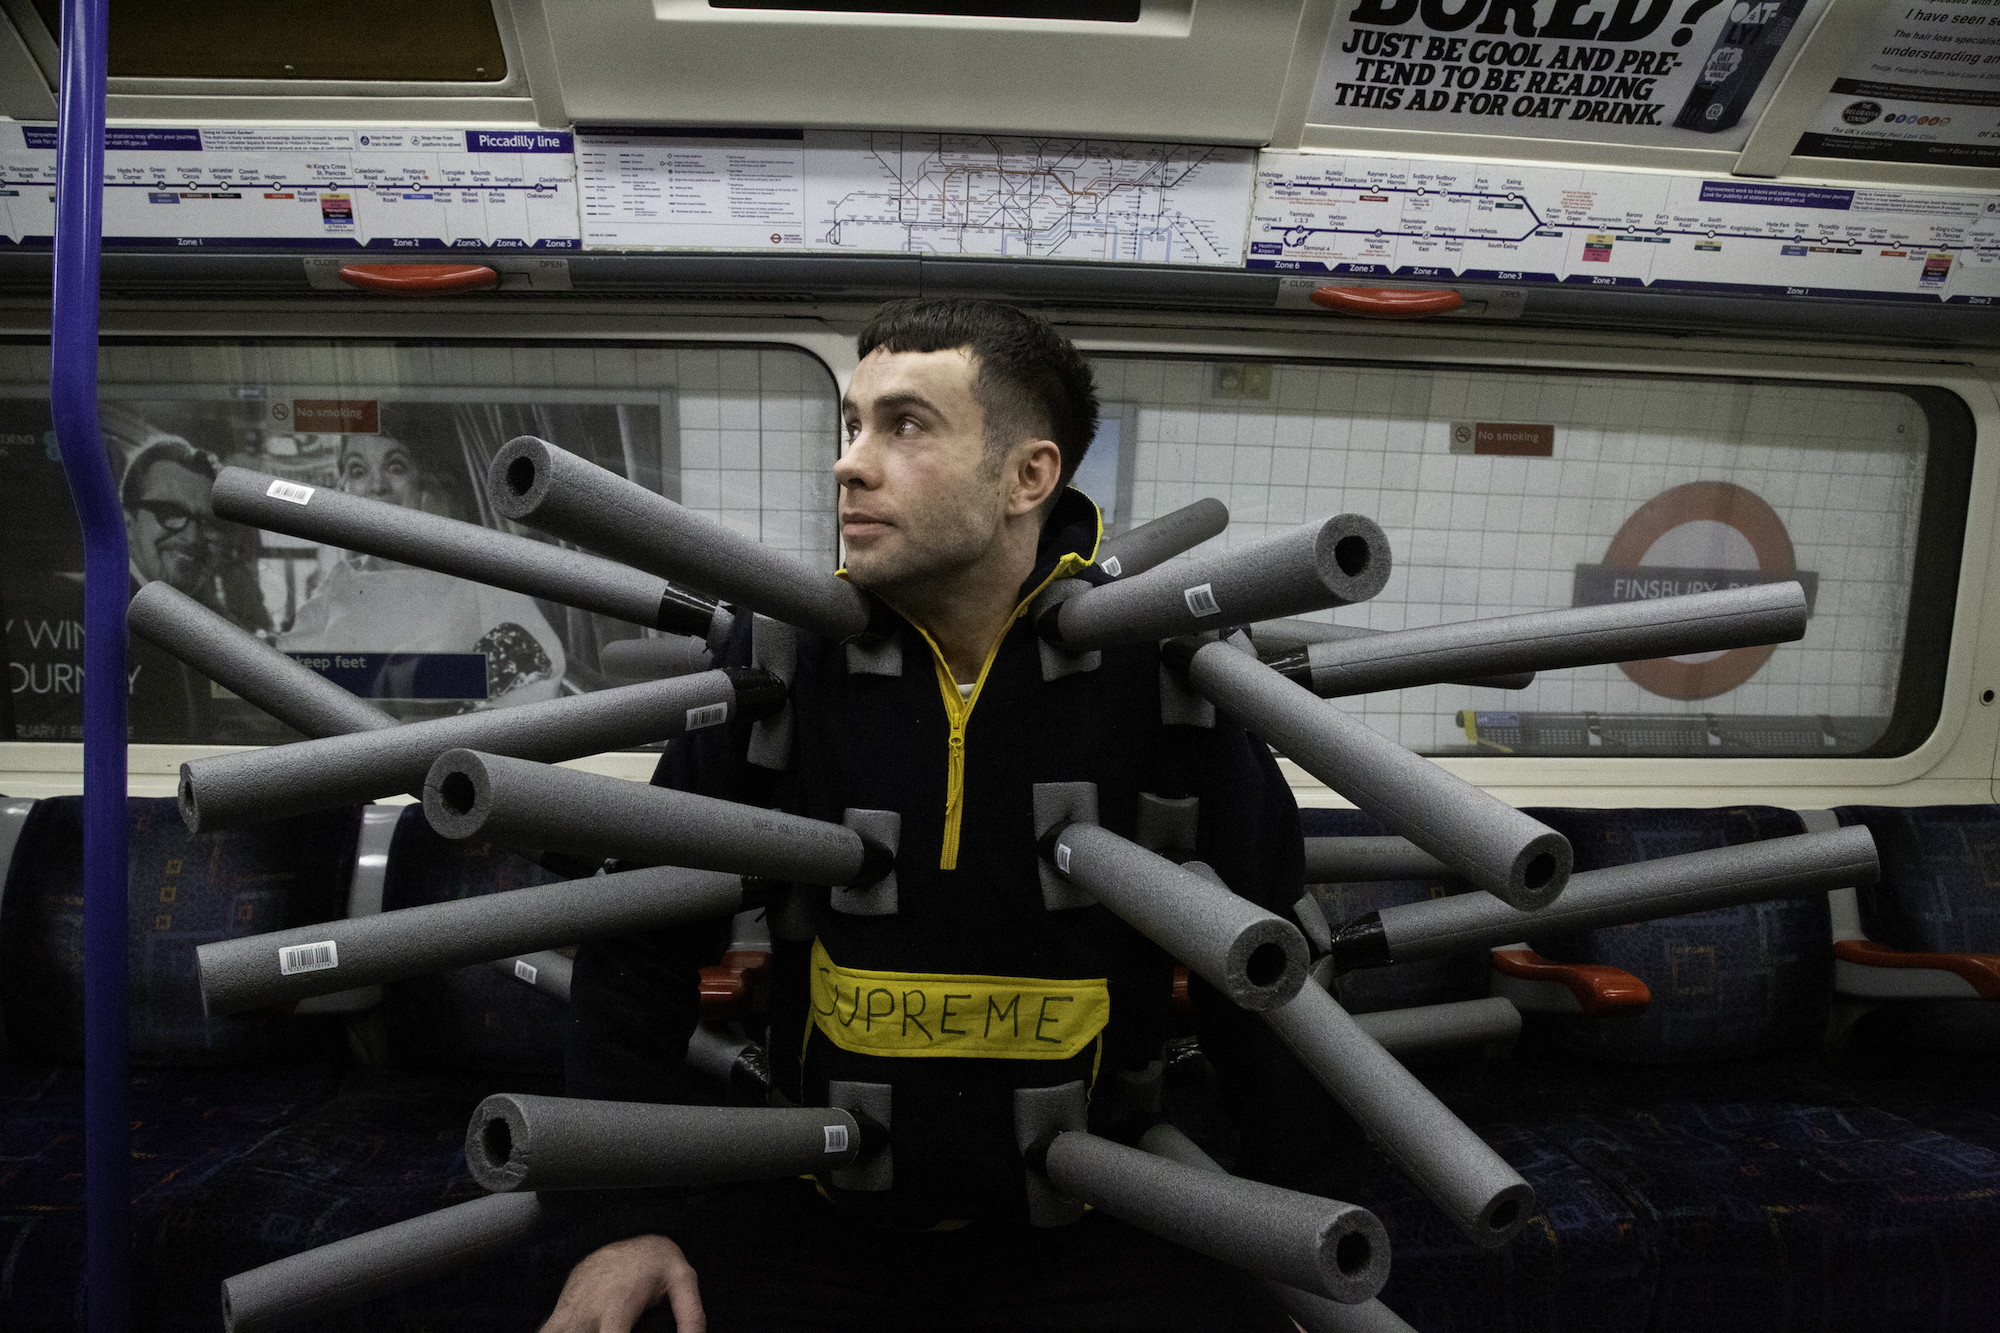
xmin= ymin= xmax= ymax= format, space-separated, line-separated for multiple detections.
xmin=122 ymin=437 xmax=228 ymax=606
xmin=543 ymin=301 xmax=1335 ymax=1332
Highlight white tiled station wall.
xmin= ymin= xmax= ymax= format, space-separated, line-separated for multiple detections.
xmin=671 ymin=346 xmax=840 ymax=564
xmin=1090 ymin=357 xmax=1930 ymax=753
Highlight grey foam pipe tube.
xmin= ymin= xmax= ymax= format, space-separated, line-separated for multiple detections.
xmin=1174 ymin=640 xmax=1570 ymax=911
xmin=425 ymin=749 xmax=876 ymax=885
xmin=211 ymin=466 xmax=725 ymax=639
xmin=1273 ymin=583 xmax=1810 ymax=700
xmin=1304 ymin=836 xmax=1453 ymax=883
xmin=220 ymin=1191 xmax=544 ymax=1333
xmin=127 ymin=582 xmax=396 ymax=738
xmin=179 ymin=667 xmax=782 ymax=833
xmin=466 ymin=1093 xmax=860 ymax=1191
xmin=601 ymin=634 xmax=714 ymax=680
xmin=1041 ymin=515 xmax=1391 ymax=653
xmin=1044 ymin=822 xmax=1308 ymax=1011
xmin=1349 ymin=997 xmax=1523 ymax=1058
xmin=489 ymin=436 xmax=872 ymax=640
xmin=1033 ymin=1130 xmax=1388 ymax=1304
xmin=492 ymin=950 xmax=574 ymax=1002
xmin=1329 ymin=824 xmax=1881 ymax=970
xmin=195 ymin=863 xmax=746 ymax=1015
xmin=1263 ymin=981 xmax=1533 ymax=1248
xmin=1140 ymin=1126 xmax=1415 ymax=1332
xmin=1253 ymin=618 xmax=1534 ymax=692
xmin=1093 ymin=498 xmax=1229 ymax=579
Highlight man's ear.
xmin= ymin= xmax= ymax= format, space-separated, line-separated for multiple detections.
xmin=1006 ymin=438 xmax=1063 ymax=517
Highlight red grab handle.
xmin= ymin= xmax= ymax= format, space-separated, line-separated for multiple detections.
xmin=336 ymin=263 xmax=499 ymax=294
xmin=1835 ymin=938 xmax=2000 ymax=1000
xmin=1308 ymin=286 xmax=1464 ymax=318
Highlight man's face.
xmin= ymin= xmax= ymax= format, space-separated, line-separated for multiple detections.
xmin=125 ymin=460 xmax=220 ymax=593
xmin=337 ymin=434 xmax=422 ymax=509
xmin=836 ymin=346 xmax=1008 ymax=595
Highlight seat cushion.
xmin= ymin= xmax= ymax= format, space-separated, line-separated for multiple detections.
xmin=377 ymin=807 xmax=571 ymax=1075
xmin=1833 ymin=804 xmax=2000 ymax=953
xmin=0 ymin=796 xmax=360 ymax=1065
xmin=0 ymin=1059 xmax=342 ymax=1332
xmin=1521 ymin=806 xmax=1832 ymax=1063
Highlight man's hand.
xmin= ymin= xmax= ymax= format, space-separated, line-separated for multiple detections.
xmin=539 ymin=1234 xmax=704 ymax=1333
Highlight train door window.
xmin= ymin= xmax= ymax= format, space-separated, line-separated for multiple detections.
xmin=0 ymin=340 xmax=838 ymax=746
xmin=1084 ymin=357 xmax=1973 ymax=759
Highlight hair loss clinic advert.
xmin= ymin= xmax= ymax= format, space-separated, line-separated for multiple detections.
xmin=1311 ymin=0 xmax=1831 ymax=148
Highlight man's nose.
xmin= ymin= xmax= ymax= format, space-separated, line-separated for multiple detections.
xmin=834 ymin=435 xmax=876 ymax=487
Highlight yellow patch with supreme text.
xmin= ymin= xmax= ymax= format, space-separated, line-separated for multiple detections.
xmin=809 ymin=939 xmax=1109 ymax=1060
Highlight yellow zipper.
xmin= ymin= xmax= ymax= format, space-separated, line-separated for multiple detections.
xmin=905 ymin=500 xmax=1101 ymax=869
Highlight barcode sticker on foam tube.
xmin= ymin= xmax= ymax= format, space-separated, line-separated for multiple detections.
xmin=1099 ymin=556 xmax=1123 ymax=578
xmin=824 ymin=1124 xmax=849 ymax=1153
xmin=1056 ymin=843 xmax=1071 ymax=874
xmin=266 ymin=479 xmax=314 ymax=506
xmin=1183 ymin=583 xmax=1220 ymax=617
xmin=279 ymin=940 xmax=338 ymax=976
xmin=514 ymin=959 xmax=539 ymax=985
xmin=685 ymin=702 xmax=729 ymax=731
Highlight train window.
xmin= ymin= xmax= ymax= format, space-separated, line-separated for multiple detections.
xmin=27 ymin=0 xmax=508 ymax=82
xmin=0 ymin=340 xmax=837 ymax=745
xmin=1084 ymin=357 xmax=1974 ymax=760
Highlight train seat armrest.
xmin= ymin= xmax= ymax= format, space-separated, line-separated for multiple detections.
xmin=1832 ymin=939 xmax=2000 ymax=1000
xmin=1489 ymin=948 xmax=1651 ymax=1017
xmin=699 ymin=949 xmax=774 ymax=1021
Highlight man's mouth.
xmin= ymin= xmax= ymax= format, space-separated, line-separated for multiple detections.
xmin=841 ymin=511 xmax=892 ymax=537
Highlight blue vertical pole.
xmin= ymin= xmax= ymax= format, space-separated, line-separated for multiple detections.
xmin=49 ymin=1 xmax=128 ymax=1330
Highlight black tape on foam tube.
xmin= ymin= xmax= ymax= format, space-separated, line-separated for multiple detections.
xmin=1263 ymin=982 xmax=1534 ymax=1249
xmin=464 ymin=1094 xmax=861 ymax=1192
xmin=423 ymin=749 xmax=868 ymax=886
xmin=196 ymin=863 xmax=745 ymax=1016
xmin=488 ymin=436 xmax=872 ymax=640
xmin=1043 ymin=514 xmax=1391 ymax=653
xmin=1041 ymin=1129 xmax=1389 ymax=1305
xmin=220 ymin=1191 xmax=545 ymax=1333
xmin=179 ymin=669 xmax=777 ymax=833
xmin=1179 ymin=641 xmax=1571 ymax=912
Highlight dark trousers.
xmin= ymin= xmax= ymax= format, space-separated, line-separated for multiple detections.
xmin=638 ymin=1177 xmax=1298 ymax=1333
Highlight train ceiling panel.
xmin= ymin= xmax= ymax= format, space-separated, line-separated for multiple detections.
xmin=535 ymin=0 xmax=1312 ymax=143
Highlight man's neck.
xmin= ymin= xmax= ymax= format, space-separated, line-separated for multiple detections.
xmin=887 ymin=526 xmax=1042 ymax=685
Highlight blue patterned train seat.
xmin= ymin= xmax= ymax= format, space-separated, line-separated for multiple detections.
xmin=144 ymin=806 xmax=576 ymax=1332
xmin=1301 ymin=804 xmax=2000 ymax=1333
xmin=0 ymin=795 xmax=358 ymax=1331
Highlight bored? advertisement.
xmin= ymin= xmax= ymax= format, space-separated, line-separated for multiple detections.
xmin=1308 ymin=0 xmax=1829 ymax=150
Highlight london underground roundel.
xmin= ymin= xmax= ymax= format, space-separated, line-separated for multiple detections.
xmin=1601 ymin=481 xmax=1798 ymax=701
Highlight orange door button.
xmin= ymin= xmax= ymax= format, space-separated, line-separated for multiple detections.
xmin=336 ymin=263 xmax=500 ymax=294
xmin=1307 ymin=286 xmax=1464 ymax=318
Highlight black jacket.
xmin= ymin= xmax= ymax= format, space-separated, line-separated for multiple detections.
xmin=567 ymin=491 xmax=1337 ymax=1229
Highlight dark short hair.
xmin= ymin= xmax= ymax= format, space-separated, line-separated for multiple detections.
xmin=119 ymin=438 xmax=219 ymax=510
xmin=857 ymin=299 xmax=1099 ymax=492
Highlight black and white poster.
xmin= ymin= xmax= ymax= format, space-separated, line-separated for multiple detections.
xmin=2 ymin=391 xmax=674 ymax=746
xmin=1308 ymin=0 xmax=1829 ymax=149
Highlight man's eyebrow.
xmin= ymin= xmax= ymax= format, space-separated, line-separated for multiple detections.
xmin=844 ymin=391 xmax=949 ymax=420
